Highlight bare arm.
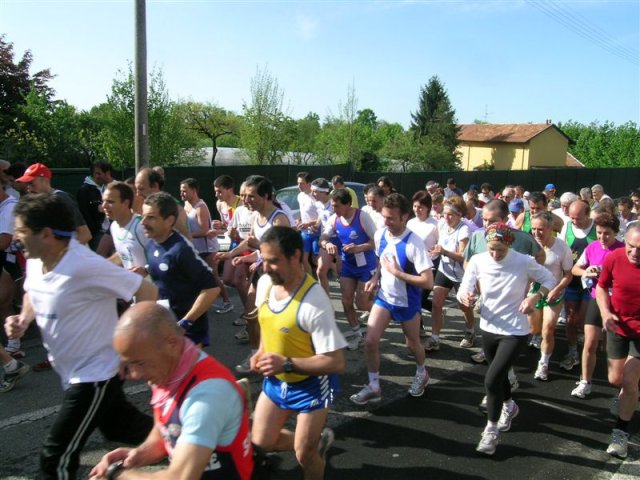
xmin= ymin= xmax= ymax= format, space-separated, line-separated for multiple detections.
xmin=134 ymin=279 xmax=158 ymax=302
xmin=256 ymin=349 xmax=345 ymax=377
xmin=174 ymin=207 xmax=192 ymax=240
xmin=182 ymin=287 xmax=219 ymax=322
xmin=76 ymin=225 xmax=92 ymax=245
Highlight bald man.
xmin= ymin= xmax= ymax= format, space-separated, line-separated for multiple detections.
xmin=90 ymin=302 xmax=253 ymax=480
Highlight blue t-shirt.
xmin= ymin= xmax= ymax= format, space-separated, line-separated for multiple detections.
xmin=146 ymin=232 xmax=217 ymax=340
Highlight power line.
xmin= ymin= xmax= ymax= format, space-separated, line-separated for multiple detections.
xmin=526 ymin=0 xmax=639 ymax=66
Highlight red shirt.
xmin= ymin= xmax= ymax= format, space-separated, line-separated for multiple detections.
xmin=598 ymin=248 xmax=640 ymax=338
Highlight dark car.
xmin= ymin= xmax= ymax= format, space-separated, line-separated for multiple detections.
xmin=276 ymin=182 xmax=366 ymax=222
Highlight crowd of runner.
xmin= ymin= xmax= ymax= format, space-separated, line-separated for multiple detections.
xmin=1 ymin=159 xmax=639 ymax=478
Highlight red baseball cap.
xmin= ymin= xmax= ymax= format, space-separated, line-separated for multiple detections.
xmin=16 ymin=163 xmax=52 ymax=183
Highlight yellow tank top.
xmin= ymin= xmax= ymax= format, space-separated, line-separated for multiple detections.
xmin=259 ymin=274 xmax=317 ymax=383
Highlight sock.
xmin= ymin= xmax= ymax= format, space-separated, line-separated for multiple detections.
xmin=352 ymin=326 xmax=362 ymax=336
xmin=416 ymin=365 xmax=426 ymax=377
xmin=368 ymin=372 xmax=380 ymax=391
xmin=616 ymin=417 xmax=630 ymax=432
xmin=431 ymin=334 xmax=440 ymax=341
xmin=485 ymin=421 xmax=498 ymax=432
xmin=540 ymin=352 xmax=551 ymax=365
xmin=568 ymin=344 xmax=578 ymax=356
xmin=3 ymin=359 xmax=18 ymax=373
xmin=503 ymin=399 xmax=515 ymax=412
xmin=465 ymin=328 xmax=475 ymax=334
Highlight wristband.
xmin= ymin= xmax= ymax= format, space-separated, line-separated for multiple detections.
xmin=106 ymin=460 xmax=125 ymax=480
xmin=178 ymin=319 xmax=194 ymax=330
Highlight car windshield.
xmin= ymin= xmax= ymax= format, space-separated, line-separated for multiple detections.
xmin=276 ymin=187 xmax=300 ymax=211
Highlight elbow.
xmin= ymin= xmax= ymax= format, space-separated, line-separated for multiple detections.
xmin=332 ymin=351 xmax=346 ymax=374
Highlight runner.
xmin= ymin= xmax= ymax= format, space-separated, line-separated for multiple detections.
xmin=295 ymin=172 xmax=320 ymax=275
xmin=457 ymin=223 xmax=556 ymax=456
xmin=350 ymin=193 xmax=433 ymax=405
xmin=319 ymin=188 xmax=377 ymax=351
xmin=89 ymin=302 xmax=254 ymax=480
xmin=250 ymin=226 xmax=346 ymax=480
xmin=311 ymin=178 xmax=338 ymax=295
xmin=596 ymin=223 xmax=640 ymax=458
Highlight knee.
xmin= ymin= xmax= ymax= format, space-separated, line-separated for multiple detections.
xmin=295 ymin=443 xmax=319 ymax=469
xmin=608 ymin=371 xmax=623 ymax=387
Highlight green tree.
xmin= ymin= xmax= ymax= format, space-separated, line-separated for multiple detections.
xmin=240 ymin=66 xmax=289 ymax=165
xmin=0 ymin=35 xmax=55 ymax=161
xmin=410 ymin=75 xmax=460 ymax=169
xmin=95 ymin=65 xmax=198 ymax=169
xmin=180 ymin=101 xmax=239 ymax=166
xmin=289 ymin=112 xmax=321 ymax=165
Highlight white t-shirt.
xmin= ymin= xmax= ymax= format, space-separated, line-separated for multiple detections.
xmin=110 ymin=214 xmax=148 ymax=269
xmin=0 ymin=195 xmax=17 ymax=239
xmin=315 ymin=200 xmax=334 ymax=235
xmin=255 ymin=275 xmax=347 ymax=354
xmin=278 ymin=202 xmax=297 ymax=227
xmin=24 ymin=239 xmax=143 ymax=389
xmin=298 ymin=191 xmax=319 ymax=230
xmin=407 ymin=217 xmax=439 ymax=253
xmin=437 ymin=221 xmax=470 ymax=282
xmin=229 ymin=205 xmax=255 ymax=240
xmin=542 ymin=238 xmax=574 ymax=283
xmin=457 ymin=250 xmax=556 ymax=336
xmin=375 ymin=228 xmax=433 ymax=307
xmin=361 ymin=206 xmax=385 ymax=230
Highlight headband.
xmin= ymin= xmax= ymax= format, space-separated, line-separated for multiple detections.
xmin=52 ymin=229 xmax=74 ymax=237
xmin=311 ymin=185 xmax=330 ymax=193
xmin=443 ymin=205 xmax=462 ymax=216
xmin=484 ymin=222 xmax=514 ymax=246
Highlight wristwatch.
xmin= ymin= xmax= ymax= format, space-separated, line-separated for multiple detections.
xmin=106 ymin=460 xmax=125 ymax=480
xmin=283 ymin=357 xmax=294 ymax=373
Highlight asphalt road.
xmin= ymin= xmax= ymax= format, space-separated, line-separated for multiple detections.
xmin=1 ymin=281 xmax=638 ymax=479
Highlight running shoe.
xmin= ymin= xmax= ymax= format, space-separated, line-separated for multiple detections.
xmin=408 ymin=371 xmax=430 ymax=397
xmin=460 ymin=331 xmax=475 ymax=349
xmin=235 ymin=355 xmax=253 ymax=375
xmin=508 ymin=368 xmax=519 ymax=391
xmin=534 ymin=362 xmax=549 ymax=381
xmin=610 ymin=394 xmax=620 ymax=417
xmin=476 ymin=428 xmax=499 ymax=455
xmin=478 ymin=395 xmax=488 ymax=413
xmin=32 ymin=359 xmax=52 ymax=372
xmin=557 ymin=315 xmax=567 ymax=326
xmin=359 ymin=311 xmax=369 ymax=324
xmin=234 ymin=327 xmax=249 ymax=344
xmin=346 ymin=333 xmax=364 ymax=351
xmin=0 ymin=361 xmax=30 ymax=392
xmin=606 ymin=428 xmax=629 ymax=458
xmin=424 ymin=336 xmax=440 ymax=352
xmin=571 ymin=380 xmax=592 ymax=399
xmin=497 ymin=401 xmax=519 ymax=432
xmin=528 ymin=335 xmax=541 ymax=350
xmin=215 ymin=302 xmax=235 ymax=314
xmin=559 ymin=353 xmax=579 ymax=371
xmin=233 ymin=317 xmax=247 ymax=326
xmin=471 ymin=351 xmax=486 ymax=364
xmin=6 ymin=348 xmax=25 ymax=359
xmin=318 ymin=428 xmax=335 ymax=461
xmin=350 ymin=385 xmax=382 ymax=406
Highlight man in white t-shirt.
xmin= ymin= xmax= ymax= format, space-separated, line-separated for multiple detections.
xmin=103 ymin=181 xmax=148 ymax=272
xmin=5 ymin=193 xmax=158 ymax=480
xmin=296 ymin=172 xmax=320 ymax=275
xmin=351 ymin=194 xmax=434 ymax=405
xmin=250 ymin=226 xmax=346 ymax=480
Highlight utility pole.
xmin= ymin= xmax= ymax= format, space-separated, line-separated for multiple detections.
xmin=134 ymin=0 xmax=149 ymax=172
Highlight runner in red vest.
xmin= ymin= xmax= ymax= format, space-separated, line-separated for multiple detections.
xmin=90 ymin=302 xmax=253 ymax=480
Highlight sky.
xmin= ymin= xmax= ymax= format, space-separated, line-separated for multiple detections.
xmin=2 ymin=0 xmax=639 ymax=128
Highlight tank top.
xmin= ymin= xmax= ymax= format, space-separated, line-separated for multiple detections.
xmin=253 ymin=207 xmax=286 ymax=241
xmin=566 ymin=222 xmax=597 ymax=290
xmin=334 ymin=209 xmax=377 ymax=268
xmin=153 ymin=355 xmax=253 ymax=480
xmin=186 ymin=200 xmax=218 ymax=253
xmin=259 ymin=274 xmax=317 ymax=383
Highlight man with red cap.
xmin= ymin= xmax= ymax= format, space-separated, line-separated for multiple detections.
xmin=17 ymin=163 xmax=91 ymax=245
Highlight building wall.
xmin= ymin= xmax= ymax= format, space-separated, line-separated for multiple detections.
xmin=457 ymin=142 xmax=529 ymax=170
xmin=528 ymin=129 xmax=569 ymax=168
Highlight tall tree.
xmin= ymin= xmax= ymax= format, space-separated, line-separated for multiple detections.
xmin=289 ymin=112 xmax=321 ymax=165
xmin=0 ymin=35 xmax=55 ymax=161
xmin=180 ymin=101 xmax=239 ymax=166
xmin=240 ymin=66 xmax=289 ymax=165
xmin=410 ymin=75 xmax=460 ymax=169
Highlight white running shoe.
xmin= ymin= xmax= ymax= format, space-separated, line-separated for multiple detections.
xmin=497 ymin=401 xmax=519 ymax=432
xmin=534 ymin=362 xmax=549 ymax=381
xmin=408 ymin=371 xmax=429 ymax=397
xmin=476 ymin=428 xmax=499 ymax=455
xmin=571 ymin=380 xmax=592 ymax=399
xmin=424 ymin=336 xmax=440 ymax=352
xmin=606 ymin=428 xmax=629 ymax=458
xmin=346 ymin=333 xmax=364 ymax=351
xmin=350 ymin=385 xmax=382 ymax=405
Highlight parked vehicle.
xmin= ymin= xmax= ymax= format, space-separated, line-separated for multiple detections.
xmin=276 ymin=182 xmax=366 ymax=222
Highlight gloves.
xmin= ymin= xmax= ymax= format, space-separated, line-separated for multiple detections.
xmin=178 ymin=319 xmax=194 ymax=331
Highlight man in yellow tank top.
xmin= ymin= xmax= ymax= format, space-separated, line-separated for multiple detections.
xmin=250 ymin=226 xmax=347 ymax=480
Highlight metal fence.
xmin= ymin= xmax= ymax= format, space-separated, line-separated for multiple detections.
xmin=52 ymin=165 xmax=640 ymax=216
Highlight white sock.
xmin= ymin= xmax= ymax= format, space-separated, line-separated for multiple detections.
xmin=416 ymin=365 xmax=426 ymax=377
xmin=3 ymin=359 xmax=18 ymax=373
xmin=431 ymin=334 xmax=440 ymax=341
xmin=486 ymin=421 xmax=498 ymax=432
xmin=503 ymin=399 xmax=515 ymax=412
xmin=368 ymin=372 xmax=380 ymax=391
xmin=352 ymin=326 xmax=362 ymax=336
xmin=540 ymin=352 xmax=551 ymax=365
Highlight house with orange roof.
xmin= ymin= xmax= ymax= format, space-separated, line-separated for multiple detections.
xmin=456 ymin=122 xmax=573 ymax=171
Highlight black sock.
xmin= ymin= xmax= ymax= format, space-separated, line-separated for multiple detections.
xmin=615 ymin=417 xmax=630 ymax=432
